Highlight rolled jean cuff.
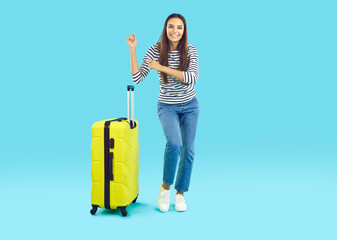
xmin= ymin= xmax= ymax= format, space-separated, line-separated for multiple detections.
xmin=174 ymin=187 xmax=188 ymax=193
xmin=163 ymin=179 xmax=173 ymax=186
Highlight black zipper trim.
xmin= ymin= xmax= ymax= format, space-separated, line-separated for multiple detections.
xmin=103 ymin=118 xmax=132 ymax=209
xmin=104 ymin=120 xmax=112 ymax=209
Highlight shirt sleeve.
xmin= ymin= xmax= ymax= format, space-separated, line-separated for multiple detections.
xmin=131 ymin=45 xmax=157 ymax=84
xmin=183 ymin=46 xmax=199 ymax=85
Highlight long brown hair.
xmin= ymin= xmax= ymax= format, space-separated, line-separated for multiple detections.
xmin=156 ymin=13 xmax=188 ymax=84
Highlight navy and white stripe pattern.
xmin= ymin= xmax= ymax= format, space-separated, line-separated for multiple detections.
xmin=131 ymin=44 xmax=199 ymax=104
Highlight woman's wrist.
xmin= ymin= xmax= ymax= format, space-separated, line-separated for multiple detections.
xmin=159 ymin=65 xmax=166 ymax=72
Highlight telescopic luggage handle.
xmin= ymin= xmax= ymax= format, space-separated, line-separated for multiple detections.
xmin=127 ymin=85 xmax=135 ymax=128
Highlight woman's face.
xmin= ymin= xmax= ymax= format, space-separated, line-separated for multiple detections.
xmin=166 ymin=17 xmax=184 ymax=44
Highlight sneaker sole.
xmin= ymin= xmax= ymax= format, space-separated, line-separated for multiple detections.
xmin=159 ymin=207 xmax=169 ymax=212
xmin=175 ymin=206 xmax=187 ymax=212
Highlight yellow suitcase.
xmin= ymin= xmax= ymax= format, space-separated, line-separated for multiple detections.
xmin=90 ymin=85 xmax=139 ymax=217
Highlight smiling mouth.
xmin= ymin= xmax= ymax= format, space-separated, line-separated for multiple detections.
xmin=170 ymin=34 xmax=179 ymax=38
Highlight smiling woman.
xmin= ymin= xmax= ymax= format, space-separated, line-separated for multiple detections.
xmin=126 ymin=13 xmax=199 ymax=213
xmin=156 ymin=15 xmax=189 ymax=84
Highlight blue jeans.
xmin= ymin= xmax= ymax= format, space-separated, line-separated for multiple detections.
xmin=157 ymin=97 xmax=200 ymax=192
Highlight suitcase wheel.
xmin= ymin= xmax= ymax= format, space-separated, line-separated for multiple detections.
xmin=120 ymin=207 xmax=128 ymax=217
xmin=132 ymin=195 xmax=138 ymax=203
xmin=90 ymin=205 xmax=98 ymax=215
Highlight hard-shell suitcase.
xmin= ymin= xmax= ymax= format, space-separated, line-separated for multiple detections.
xmin=90 ymin=85 xmax=139 ymax=217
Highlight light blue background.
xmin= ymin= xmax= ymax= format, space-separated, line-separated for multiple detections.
xmin=1 ymin=0 xmax=336 ymax=239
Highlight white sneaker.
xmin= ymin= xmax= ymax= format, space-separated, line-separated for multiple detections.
xmin=158 ymin=185 xmax=170 ymax=212
xmin=174 ymin=194 xmax=187 ymax=212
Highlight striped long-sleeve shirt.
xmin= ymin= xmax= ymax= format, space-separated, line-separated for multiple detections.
xmin=131 ymin=43 xmax=199 ymax=104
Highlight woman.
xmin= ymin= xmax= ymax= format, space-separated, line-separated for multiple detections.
xmin=126 ymin=13 xmax=199 ymax=212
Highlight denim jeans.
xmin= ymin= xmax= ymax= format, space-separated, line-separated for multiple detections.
xmin=157 ymin=97 xmax=200 ymax=192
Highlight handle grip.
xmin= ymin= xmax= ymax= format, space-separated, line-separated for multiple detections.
xmin=127 ymin=85 xmax=135 ymax=128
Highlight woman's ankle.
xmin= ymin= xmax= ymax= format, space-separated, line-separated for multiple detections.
xmin=162 ymin=182 xmax=170 ymax=190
